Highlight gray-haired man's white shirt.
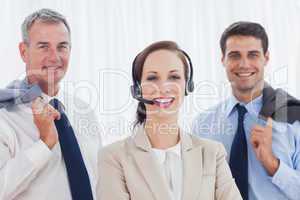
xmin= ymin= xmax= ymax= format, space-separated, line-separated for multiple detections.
xmin=0 ymin=87 xmax=102 ymax=200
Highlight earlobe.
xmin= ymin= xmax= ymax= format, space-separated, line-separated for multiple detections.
xmin=19 ymin=42 xmax=27 ymax=62
xmin=221 ymin=55 xmax=225 ymax=66
xmin=264 ymin=51 xmax=270 ymax=65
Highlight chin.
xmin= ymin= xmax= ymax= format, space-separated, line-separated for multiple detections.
xmin=51 ymin=71 xmax=65 ymax=80
xmin=235 ymin=85 xmax=256 ymax=93
xmin=41 ymin=75 xmax=63 ymax=86
xmin=159 ymin=108 xmax=179 ymax=117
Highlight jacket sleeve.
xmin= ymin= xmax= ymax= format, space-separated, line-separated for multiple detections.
xmin=215 ymin=143 xmax=243 ymax=200
xmin=97 ymin=146 xmax=130 ymax=200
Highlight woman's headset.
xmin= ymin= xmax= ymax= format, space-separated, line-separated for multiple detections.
xmin=130 ymin=49 xmax=194 ymax=103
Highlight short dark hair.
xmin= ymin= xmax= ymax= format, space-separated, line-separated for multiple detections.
xmin=220 ymin=21 xmax=269 ymax=55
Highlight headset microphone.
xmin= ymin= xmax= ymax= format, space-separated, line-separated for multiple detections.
xmin=130 ymin=85 xmax=155 ymax=105
xmin=134 ymin=96 xmax=155 ymax=105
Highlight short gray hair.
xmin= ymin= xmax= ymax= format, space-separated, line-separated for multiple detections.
xmin=21 ymin=8 xmax=71 ymax=44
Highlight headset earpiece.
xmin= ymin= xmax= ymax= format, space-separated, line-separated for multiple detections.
xmin=131 ymin=83 xmax=142 ymax=98
xmin=180 ymin=50 xmax=194 ymax=95
xmin=131 ymin=54 xmax=143 ymax=99
xmin=131 ymin=47 xmax=195 ymax=98
xmin=187 ymin=79 xmax=194 ymax=93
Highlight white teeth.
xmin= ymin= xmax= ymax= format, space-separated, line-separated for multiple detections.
xmin=237 ymin=72 xmax=253 ymax=77
xmin=45 ymin=65 xmax=61 ymax=68
xmin=154 ymin=98 xmax=173 ymax=103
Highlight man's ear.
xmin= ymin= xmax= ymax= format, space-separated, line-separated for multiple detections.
xmin=221 ymin=54 xmax=225 ymax=66
xmin=264 ymin=51 xmax=270 ymax=65
xmin=19 ymin=42 xmax=28 ymax=63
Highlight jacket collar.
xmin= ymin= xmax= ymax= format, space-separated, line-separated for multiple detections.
xmin=131 ymin=125 xmax=203 ymax=200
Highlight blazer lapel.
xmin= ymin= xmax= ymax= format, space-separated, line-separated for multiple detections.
xmin=181 ymin=132 xmax=203 ymax=200
xmin=260 ymin=82 xmax=277 ymax=118
xmin=131 ymin=126 xmax=172 ymax=200
xmin=260 ymin=82 xmax=300 ymax=123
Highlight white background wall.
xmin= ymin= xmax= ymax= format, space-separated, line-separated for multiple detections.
xmin=1 ymin=0 xmax=300 ymax=144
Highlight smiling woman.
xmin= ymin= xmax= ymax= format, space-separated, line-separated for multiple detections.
xmin=98 ymin=41 xmax=242 ymax=200
xmin=131 ymin=41 xmax=190 ymax=129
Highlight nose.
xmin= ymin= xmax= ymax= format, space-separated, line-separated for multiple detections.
xmin=47 ymin=48 xmax=61 ymax=63
xmin=239 ymin=57 xmax=251 ymax=69
xmin=159 ymin=81 xmax=177 ymax=95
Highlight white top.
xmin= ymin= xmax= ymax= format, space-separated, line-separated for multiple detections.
xmin=151 ymin=142 xmax=182 ymax=200
xmin=0 ymin=87 xmax=102 ymax=200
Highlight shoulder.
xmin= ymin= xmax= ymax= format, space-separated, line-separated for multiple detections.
xmin=192 ymin=100 xmax=228 ymax=133
xmin=0 ymin=104 xmax=28 ymax=128
xmin=0 ymin=106 xmax=24 ymax=143
xmin=99 ymin=137 xmax=133 ymax=163
xmin=189 ymin=134 xmax=225 ymax=153
xmin=193 ymin=100 xmax=227 ymax=123
xmin=62 ymin=90 xmax=93 ymax=112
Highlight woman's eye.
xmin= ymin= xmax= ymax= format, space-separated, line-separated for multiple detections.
xmin=169 ymin=75 xmax=181 ymax=80
xmin=146 ymin=76 xmax=157 ymax=81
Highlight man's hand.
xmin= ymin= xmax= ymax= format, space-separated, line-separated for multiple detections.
xmin=32 ymin=97 xmax=61 ymax=149
xmin=250 ymin=117 xmax=279 ymax=176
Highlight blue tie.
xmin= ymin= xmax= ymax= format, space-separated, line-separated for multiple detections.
xmin=229 ymin=104 xmax=248 ymax=200
xmin=50 ymin=98 xmax=94 ymax=200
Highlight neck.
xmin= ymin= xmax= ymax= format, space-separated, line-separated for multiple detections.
xmin=27 ymin=76 xmax=59 ymax=97
xmin=144 ymin=117 xmax=180 ymax=149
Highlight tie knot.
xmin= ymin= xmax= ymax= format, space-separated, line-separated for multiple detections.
xmin=236 ymin=104 xmax=247 ymax=118
xmin=49 ymin=98 xmax=65 ymax=113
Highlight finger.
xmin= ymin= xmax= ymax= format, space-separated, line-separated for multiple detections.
xmin=46 ymin=103 xmax=60 ymax=120
xmin=32 ymin=97 xmax=46 ymax=114
xmin=251 ymin=127 xmax=265 ymax=134
xmin=251 ymin=130 xmax=264 ymax=144
xmin=252 ymin=124 xmax=265 ymax=131
xmin=45 ymin=105 xmax=60 ymax=120
xmin=250 ymin=134 xmax=260 ymax=148
xmin=251 ymin=129 xmax=265 ymax=136
xmin=53 ymin=110 xmax=61 ymax=120
xmin=251 ymin=130 xmax=263 ymax=138
xmin=266 ymin=117 xmax=273 ymax=130
xmin=31 ymin=97 xmax=42 ymax=110
xmin=48 ymin=103 xmax=56 ymax=110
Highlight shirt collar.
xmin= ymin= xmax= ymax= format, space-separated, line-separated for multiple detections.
xmin=151 ymin=142 xmax=182 ymax=164
xmin=24 ymin=77 xmax=64 ymax=104
xmin=225 ymin=93 xmax=263 ymax=118
xmin=40 ymin=84 xmax=64 ymax=104
xmin=225 ymin=95 xmax=239 ymax=118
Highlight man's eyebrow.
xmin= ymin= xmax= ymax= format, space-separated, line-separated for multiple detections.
xmin=227 ymin=51 xmax=240 ymax=55
xmin=58 ymin=41 xmax=70 ymax=45
xmin=36 ymin=42 xmax=49 ymax=45
xmin=248 ymin=50 xmax=261 ymax=54
xmin=35 ymin=41 xmax=70 ymax=47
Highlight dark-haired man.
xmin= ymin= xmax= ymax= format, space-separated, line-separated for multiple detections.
xmin=193 ymin=21 xmax=300 ymax=200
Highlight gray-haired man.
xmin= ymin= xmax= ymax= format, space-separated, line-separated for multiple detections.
xmin=0 ymin=9 xmax=102 ymax=200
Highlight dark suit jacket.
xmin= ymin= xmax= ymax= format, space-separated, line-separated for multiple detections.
xmin=260 ymin=82 xmax=300 ymax=124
